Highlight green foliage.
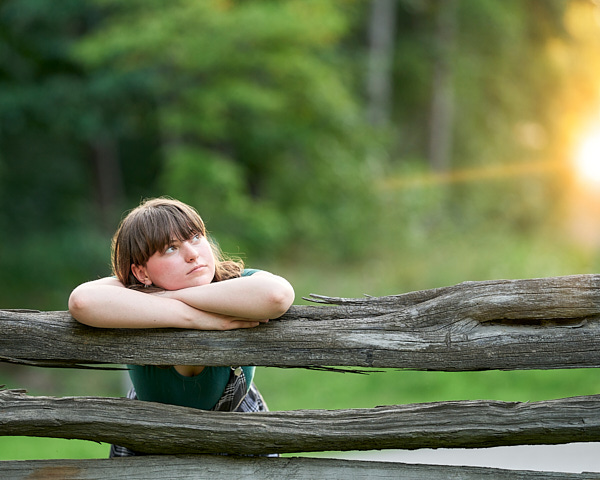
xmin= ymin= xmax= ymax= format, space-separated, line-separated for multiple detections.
xmin=0 ymin=0 xmax=574 ymax=274
xmin=72 ymin=0 xmax=376 ymax=259
xmin=389 ymin=0 xmax=567 ymax=168
xmin=0 ymin=228 xmax=111 ymax=310
xmin=0 ymin=4 xmax=160 ymax=226
xmin=450 ymin=0 xmax=565 ymax=167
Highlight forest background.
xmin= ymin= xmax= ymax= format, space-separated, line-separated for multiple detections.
xmin=2 ymin=0 xmax=600 ymax=461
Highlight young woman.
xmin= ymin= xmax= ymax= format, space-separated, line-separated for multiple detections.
xmin=68 ymin=197 xmax=295 ymax=456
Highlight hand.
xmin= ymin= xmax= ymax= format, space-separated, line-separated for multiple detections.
xmin=186 ymin=309 xmax=269 ymax=331
xmin=151 ymin=290 xmax=267 ymax=330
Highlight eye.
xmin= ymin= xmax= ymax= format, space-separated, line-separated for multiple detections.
xmin=164 ymin=244 xmax=177 ymax=254
xmin=190 ymin=233 xmax=202 ymax=243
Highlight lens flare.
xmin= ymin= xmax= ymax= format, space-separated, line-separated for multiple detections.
xmin=567 ymin=119 xmax=600 ymax=249
xmin=574 ymin=124 xmax=600 ymax=187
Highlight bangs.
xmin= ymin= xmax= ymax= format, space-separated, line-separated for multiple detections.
xmin=112 ymin=197 xmax=241 ymax=287
xmin=127 ymin=201 xmax=206 ymax=265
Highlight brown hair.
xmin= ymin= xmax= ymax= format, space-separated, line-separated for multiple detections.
xmin=111 ymin=197 xmax=243 ymax=289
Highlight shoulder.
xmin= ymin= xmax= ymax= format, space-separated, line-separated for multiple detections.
xmin=241 ymin=268 xmax=262 ymax=277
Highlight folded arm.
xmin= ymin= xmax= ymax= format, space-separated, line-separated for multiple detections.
xmin=68 ymin=273 xmax=293 ymax=330
xmin=159 ymin=272 xmax=294 ymax=320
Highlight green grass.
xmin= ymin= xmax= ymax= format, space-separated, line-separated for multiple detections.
xmin=0 ymin=437 xmax=109 ymax=460
xmin=256 ymin=368 xmax=600 ymax=411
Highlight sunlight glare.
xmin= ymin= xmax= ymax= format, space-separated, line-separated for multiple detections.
xmin=568 ymin=120 xmax=600 ymax=249
xmin=574 ymin=125 xmax=600 ymax=187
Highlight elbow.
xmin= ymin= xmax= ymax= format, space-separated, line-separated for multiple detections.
xmin=68 ymin=287 xmax=96 ymax=326
xmin=68 ymin=289 xmax=84 ymax=319
xmin=267 ymin=280 xmax=295 ymax=318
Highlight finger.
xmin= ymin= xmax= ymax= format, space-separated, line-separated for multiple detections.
xmin=227 ymin=321 xmax=261 ymax=329
xmin=228 ymin=317 xmax=269 ymax=324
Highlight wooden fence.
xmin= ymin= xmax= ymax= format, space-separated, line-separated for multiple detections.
xmin=2 ymin=274 xmax=600 ymax=478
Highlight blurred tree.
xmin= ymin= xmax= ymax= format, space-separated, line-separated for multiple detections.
xmin=384 ymin=0 xmax=566 ymax=171
xmin=0 ymin=0 xmax=162 ymax=307
xmin=366 ymin=0 xmax=397 ymax=127
xmin=427 ymin=0 xmax=457 ymax=173
xmin=0 ymin=0 xmax=578 ymax=311
xmin=0 ymin=0 xmax=91 ymax=232
xmin=0 ymin=0 xmax=164 ymax=231
xmin=74 ymin=0 xmax=375 ymax=259
xmin=452 ymin=0 xmax=566 ymax=168
xmin=373 ymin=0 xmax=570 ymax=238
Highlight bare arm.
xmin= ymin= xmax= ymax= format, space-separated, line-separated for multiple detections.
xmin=68 ymin=277 xmax=267 ymax=330
xmin=159 ymin=272 xmax=295 ymax=320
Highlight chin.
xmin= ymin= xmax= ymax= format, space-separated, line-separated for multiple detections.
xmin=187 ymin=277 xmax=213 ymax=288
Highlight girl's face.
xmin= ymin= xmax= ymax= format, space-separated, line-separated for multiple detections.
xmin=131 ymin=233 xmax=216 ymax=290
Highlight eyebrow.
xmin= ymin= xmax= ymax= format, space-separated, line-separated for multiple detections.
xmin=166 ymin=232 xmax=197 ymax=246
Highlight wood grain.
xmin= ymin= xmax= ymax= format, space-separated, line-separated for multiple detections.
xmin=2 ymin=455 xmax=598 ymax=480
xmin=1 ymin=274 xmax=600 ymax=371
xmin=2 ymin=389 xmax=599 ymax=454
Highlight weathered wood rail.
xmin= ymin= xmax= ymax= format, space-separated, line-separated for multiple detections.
xmin=2 ymin=274 xmax=600 ymax=479
xmin=2 ymin=274 xmax=600 ymax=370
xmin=4 ymin=455 xmax=599 ymax=480
xmin=2 ymin=390 xmax=600 ymax=454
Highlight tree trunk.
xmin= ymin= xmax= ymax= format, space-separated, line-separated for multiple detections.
xmin=428 ymin=0 xmax=458 ymax=172
xmin=89 ymin=134 xmax=124 ymax=231
xmin=367 ymin=0 xmax=397 ymax=126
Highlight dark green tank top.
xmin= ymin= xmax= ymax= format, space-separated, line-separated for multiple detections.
xmin=127 ymin=269 xmax=259 ymax=410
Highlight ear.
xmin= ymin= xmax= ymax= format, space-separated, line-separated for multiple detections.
xmin=131 ymin=264 xmax=151 ymax=286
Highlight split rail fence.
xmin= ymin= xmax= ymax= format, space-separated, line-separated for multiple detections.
xmin=2 ymin=274 xmax=600 ymax=478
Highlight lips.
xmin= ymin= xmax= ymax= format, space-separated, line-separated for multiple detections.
xmin=187 ymin=264 xmax=207 ymax=275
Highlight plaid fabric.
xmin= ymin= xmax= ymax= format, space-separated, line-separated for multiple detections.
xmin=109 ymin=366 xmax=270 ymax=457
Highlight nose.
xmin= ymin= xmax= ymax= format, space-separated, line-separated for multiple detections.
xmin=182 ymin=241 xmax=199 ymax=262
